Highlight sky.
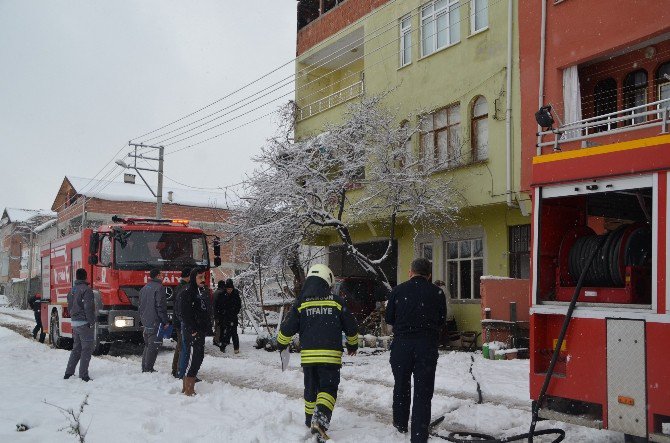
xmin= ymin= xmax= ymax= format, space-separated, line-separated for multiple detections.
xmin=0 ymin=0 xmax=297 ymax=212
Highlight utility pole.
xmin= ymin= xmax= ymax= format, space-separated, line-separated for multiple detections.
xmin=118 ymin=143 xmax=165 ymax=218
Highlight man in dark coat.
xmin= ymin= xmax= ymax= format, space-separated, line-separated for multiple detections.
xmin=385 ymin=258 xmax=446 ymax=443
xmin=212 ymin=280 xmax=226 ymax=347
xmin=28 ymin=293 xmax=45 ymax=342
xmin=171 ymin=267 xmax=190 ymax=378
xmin=139 ymin=268 xmax=169 ymax=373
xmin=277 ymin=264 xmax=358 ymax=442
xmin=180 ymin=268 xmax=211 ymax=396
xmin=215 ymin=278 xmax=241 ymax=354
xmin=64 ymin=268 xmax=96 ymax=382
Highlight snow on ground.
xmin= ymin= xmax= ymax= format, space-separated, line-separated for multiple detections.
xmin=0 ymin=307 xmax=624 ymax=442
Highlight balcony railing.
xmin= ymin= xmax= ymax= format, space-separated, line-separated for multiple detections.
xmin=537 ymin=97 xmax=670 ymax=152
xmin=296 ymin=80 xmax=364 ymax=122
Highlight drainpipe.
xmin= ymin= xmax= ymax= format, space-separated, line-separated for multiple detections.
xmin=505 ymin=0 xmax=514 ymax=207
xmin=536 ymin=0 xmax=547 ymax=156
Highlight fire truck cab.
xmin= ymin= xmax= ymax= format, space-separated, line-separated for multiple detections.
xmin=530 ymin=134 xmax=670 ymax=441
xmin=41 ymin=217 xmax=220 ymax=354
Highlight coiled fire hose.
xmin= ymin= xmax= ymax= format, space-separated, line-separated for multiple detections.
xmin=431 ymin=236 xmax=608 ymax=443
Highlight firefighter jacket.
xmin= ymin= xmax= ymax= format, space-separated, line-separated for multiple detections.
xmin=67 ymin=280 xmax=96 ymax=326
xmin=172 ymin=279 xmax=189 ymax=329
xmin=214 ymin=288 xmax=241 ymax=325
xmin=277 ymin=276 xmax=358 ymax=366
xmin=385 ymin=276 xmax=446 ymax=341
xmin=28 ymin=295 xmax=40 ymax=313
xmin=139 ymin=278 xmax=168 ymax=329
xmin=181 ymin=284 xmax=211 ymax=335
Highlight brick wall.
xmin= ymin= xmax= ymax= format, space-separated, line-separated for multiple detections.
xmin=297 ymin=0 xmax=390 ymax=55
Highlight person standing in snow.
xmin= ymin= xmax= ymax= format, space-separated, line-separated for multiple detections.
xmin=172 ymin=267 xmax=190 ymax=378
xmin=63 ymin=268 xmax=96 ymax=382
xmin=180 ymin=267 xmax=211 ymax=396
xmin=28 ymin=293 xmax=45 ymax=343
xmin=385 ymin=258 xmax=446 ymax=443
xmin=276 ymin=264 xmax=358 ymax=442
xmin=211 ymin=280 xmax=225 ymax=347
xmin=139 ymin=268 xmax=170 ymax=373
xmin=215 ymin=278 xmax=241 ymax=354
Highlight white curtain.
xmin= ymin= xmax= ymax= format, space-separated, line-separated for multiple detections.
xmin=562 ymin=65 xmax=582 ymax=140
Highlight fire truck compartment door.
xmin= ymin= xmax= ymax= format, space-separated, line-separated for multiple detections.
xmin=607 ymin=319 xmax=647 ymax=437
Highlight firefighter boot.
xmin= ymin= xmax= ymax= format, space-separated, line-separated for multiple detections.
xmin=310 ymin=410 xmax=330 ymax=442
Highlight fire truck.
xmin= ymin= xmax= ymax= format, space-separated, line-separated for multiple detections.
xmin=530 ymin=131 xmax=670 ymax=441
xmin=40 ymin=216 xmax=221 ymax=355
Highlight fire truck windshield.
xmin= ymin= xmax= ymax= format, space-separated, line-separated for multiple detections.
xmin=114 ymin=231 xmax=209 ymax=270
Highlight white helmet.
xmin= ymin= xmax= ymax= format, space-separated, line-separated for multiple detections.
xmin=308 ymin=264 xmax=335 ymax=287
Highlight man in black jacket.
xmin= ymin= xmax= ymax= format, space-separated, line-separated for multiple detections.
xmin=215 ymin=278 xmax=241 ymax=354
xmin=180 ymin=268 xmax=211 ymax=396
xmin=172 ymin=267 xmax=190 ymax=378
xmin=28 ymin=293 xmax=45 ymax=342
xmin=277 ymin=264 xmax=358 ymax=442
xmin=64 ymin=268 xmax=96 ymax=382
xmin=212 ymin=280 xmax=225 ymax=347
xmin=385 ymin=258 xmax=446 ymax=443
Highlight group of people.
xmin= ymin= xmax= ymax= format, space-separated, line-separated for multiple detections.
xmin=61 ymin=266 xmax=241 ymax=397
xmin=277 ymin=258 xmax=445 ymax=443
xmin=58 ymin=257 xmax=444 ymax=443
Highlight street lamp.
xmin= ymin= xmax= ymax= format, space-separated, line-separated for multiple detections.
xmin=116 ymin=143 xmax=165 ymax=218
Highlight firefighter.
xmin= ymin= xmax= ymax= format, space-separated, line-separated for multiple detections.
xmin=172 ymin=267 xmax=190 ymax=378
xmin=139 ymin=268 xmax=169 ymax=373
xmin=385 ymin=258 xmax=446 ymax=443
xmin=64 ymin=268 xmax=96 ymax=382
xmin=212 ymin=280 xmax=225 ymax=347
xmin=28 ymin=293 xmax=45 ymax=343
xmin=180 ymin=267 xmax=211 ymax=396
xmin=276 ymin=264 xmax=358 ymax=442
xmin=215 ymin=279 xmax=241 ymax=354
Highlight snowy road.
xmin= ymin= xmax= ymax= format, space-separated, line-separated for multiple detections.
xmin=0 ymin=307 xmax=624 ymax=442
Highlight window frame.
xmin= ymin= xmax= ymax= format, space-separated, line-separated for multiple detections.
xmin=444 ymin=237 xmax=484 ymax=300
xmin=420 ymin=0 xmax=461 ymax=58
xmin=420 ymin=103 xmax=461 ymax=170
xmin=470 ymin=0 xmax=489 ymax=35
xmin=471 ymin=96 xmax=489 ymax=162
xmin=399 ymin=14 xmax=412 ymax=67
xmin=623 ymin=69 xmax=649 ymax=125
xmin=593 ymin=77 xmax=618 ymax=132
xmin=508 ymin=225 xmax=530 ymax=279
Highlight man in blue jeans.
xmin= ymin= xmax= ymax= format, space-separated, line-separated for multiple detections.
xmin=64 ymin=268 xmax=96 ymax=382
xmin=385 ymin=258 xmax=446 ymax=443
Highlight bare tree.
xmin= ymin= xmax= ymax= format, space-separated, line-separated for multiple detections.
xmin=229 ymin=95 xmax=461 ymax=291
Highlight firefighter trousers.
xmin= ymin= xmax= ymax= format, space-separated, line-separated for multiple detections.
xmin=33 ymin=311 xmax=45 ymax=342
xmin=142 ymin=327 xmax=162 ymax=372
xmin=303 ymin=364 xmax=340 ymax=429
xmin=65 ymin=324 xmax=95 ymax=379
xmin=390 ymin=337 xmax=438 ymax=443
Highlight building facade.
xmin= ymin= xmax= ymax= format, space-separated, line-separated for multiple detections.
xmin=294 ymin=0 xmax=529 ymax=336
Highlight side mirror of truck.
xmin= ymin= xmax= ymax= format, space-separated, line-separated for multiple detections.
xmin=213 ymin=237 xmax=221 ymax=257
xmin=214 ymin=257 xmax=222 ymax=267
xmin=88 ymin=255 xmax=99 ymax=265
xmin=89 ymin=232 xmax=100 ymax=255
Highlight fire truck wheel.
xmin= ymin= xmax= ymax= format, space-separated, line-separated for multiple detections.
xmin=623 ymin=434 xmax=648 ymax=443
xmin=49 ymin=311 xmax=71 ymax=350
xmin=93 ymin=342 xmax=110 ymax=356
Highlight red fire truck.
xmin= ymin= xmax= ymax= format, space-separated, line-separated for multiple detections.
xmin=40 ymin=216 xmax=221 ymax=355
xmin=530 ymin=132 xmax=670 ymax=441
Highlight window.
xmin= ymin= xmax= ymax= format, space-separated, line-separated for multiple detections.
xmin=593 ymin=78 xmax=617 ymax=132
xmin=445 ymin=238 xmax=483 ymax=299
xmin=509 ymin=225 xmax=530 ymax=279
xmin=100 ymin=235 xmax=112 ymax=267
xmin=398 ymin=120 xmax=412 ymax=167
xmin=400 ymin=15 xmax=412 ymax=67
xmin=421 ymin=0 xmax=460 ymax=57
xmin=420 ymin=242 xmax=433 ymax=261
xmin=420 ymin=103 xmax=461 ymax=169
xmin=471 ymin=96 xmax=488 ymax=161
xmin=470 ymin=0 xmax=488 ymax=34
xmin=623 ymin=70 xmax=648 ymax=125
xmin=656 ymin=62 xmax=670 ymax=117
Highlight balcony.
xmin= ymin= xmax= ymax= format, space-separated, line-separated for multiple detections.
xmin=537 ymin=97 xmax=670 ymax=152
xmin=296 ymin=79 xmax=364 ymax=121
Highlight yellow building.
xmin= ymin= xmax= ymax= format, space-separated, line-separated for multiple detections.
xmin=294 ymin=0 xmax=529 ymax=339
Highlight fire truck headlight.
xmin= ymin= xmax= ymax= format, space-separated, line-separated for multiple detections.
xmin=114 ymin=316 xmax=135 ymax=328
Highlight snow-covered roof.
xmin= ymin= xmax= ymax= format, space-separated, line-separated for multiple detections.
xmin=62 ymin=176 xmax=230 ymax=210
xmin=2 ymin=208 xmax=55 ymax=224
xmin=34 ymin=218 xmax=57 ymax=233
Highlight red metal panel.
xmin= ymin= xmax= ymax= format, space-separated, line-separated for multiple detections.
xmin=646 ymin=322 xmax=670 ymax=434
xmin=658 ymin=172 xmax=667 ymax=315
